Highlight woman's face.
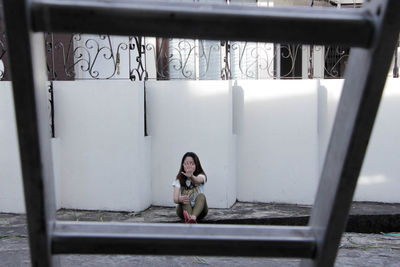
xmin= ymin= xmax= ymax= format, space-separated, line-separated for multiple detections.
xmin=183 ymin=156 xmax=195 ymax=172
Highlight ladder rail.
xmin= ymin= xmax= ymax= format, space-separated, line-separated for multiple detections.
xmin=2 ymin=0 xmax=400 ymax=266
xmin=2 ymin=0 xmax=59 ymax=266
xmin=30 ymin=0 xmax=374 ymax=47
xmin=302 ymin=1 xmax=400 ymax=266
xmin=52 ymin=222 xmax=316 ymax=258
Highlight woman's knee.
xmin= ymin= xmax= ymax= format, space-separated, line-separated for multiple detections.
xmin=197 ymin=193 xmax=206 ymax=202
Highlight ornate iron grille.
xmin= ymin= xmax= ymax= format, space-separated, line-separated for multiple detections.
xmin=324 ymin=46 xmax=350 ymax=78
xmin=0 ymin=31 xmax=8 ymax=80
xmin=0 ymin=32 xmax=399 ymax=81
xmin=43 ymin=33 xmax=148 ymax=81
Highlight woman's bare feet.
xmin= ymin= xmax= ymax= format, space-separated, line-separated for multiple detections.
xmin=183 ymin=210 xmax=190 ymax=223
xmin=188 ymin=215 xmax=197 ymax=224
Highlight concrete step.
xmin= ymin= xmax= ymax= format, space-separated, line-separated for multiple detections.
xmin=54 ymin=201 xmax=400 ymax=233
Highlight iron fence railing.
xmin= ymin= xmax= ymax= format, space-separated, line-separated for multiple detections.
xmin=43 ymin=33 xmax=148 ymax=81
xmin=0 ymin=0 xmax=399 ymax=81
xmin=0 ymin=32 xmax=8 ymax=80
xmin=0 ymin=32 xmax=398 ymax=81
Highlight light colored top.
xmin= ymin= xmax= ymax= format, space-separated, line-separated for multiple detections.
xmin=172 ymin=174 xmax=206 ymax=206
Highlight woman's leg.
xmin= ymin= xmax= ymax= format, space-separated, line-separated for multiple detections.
xmin=197 ymin=198 xmax=208 ymax=220
xmin=176 ymin=203 xmax=193 ymax=220
xmin=192 ymin=194 xmax=208 ymax=220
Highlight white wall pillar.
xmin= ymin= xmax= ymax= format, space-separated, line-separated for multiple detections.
xmin=0 ymin=82 xmax=25 ymax=213
xmin=147 ymin=80 xmax=235 ymax=208
xmin=235 ymin=80 xmax=319 ymax=204
xmin=53 ymin=80 xmax=151 ymax=211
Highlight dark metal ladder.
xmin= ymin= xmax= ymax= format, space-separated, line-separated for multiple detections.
xmin=2 ymin=0 xmax=399 ymax=266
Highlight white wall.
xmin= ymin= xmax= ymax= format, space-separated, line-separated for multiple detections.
xmin=53 ymin=81 xmax=151 ymax=211
xmin=235 ymin=80 xmax=320 ymax=204
xmin=52 ymin=138 xmax=62 ymax=210
xmin=357 ymin=79 xmax=400 ymax=202
xmin=319 ymin=79 xmax=400 ymax=203
xmin=3 ymin=78 xmax=400 ymax=214
xmin=0 ymin=82 xmax=25 ymax=213
xmin=147 ymin=80 xmax=236 ymax=208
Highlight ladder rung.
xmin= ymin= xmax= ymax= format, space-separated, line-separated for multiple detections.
xmin=31 ymin=0 xmax=374 ymax=47
xmin=52 ymin=222 xmax=316 ymax=258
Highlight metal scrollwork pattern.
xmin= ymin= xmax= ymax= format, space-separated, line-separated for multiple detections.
xmin=229 ymin=42 xmax=303 ymax=79
xmin=45 ymin=33 xmax=145 ymax=80
xmin=198 ymin=40 xmax=221 ymax=80
xmin=145 ymin=38 xmax=172 ymax=80
xmin=324 ymin=45 xmax=349 ymax=78
xmin=220 ymin=41 xmax=231 ymax=80
xmin=0 ymin=32 xmax=7 ymax=80
xmin=146 ymin=39 xmax=223 ymax=80
xmin=172 ymin=39 xmax=196 ymax=79
xmin=83 ymin=34 xmax=127 ymax=79
xmin=129 ymin=36 xmax=148 ymax=81
xmin=279 ymin=44 xmax=304 ymax=78
xmin=0 ymin=1 xmax=398 ymax=81
xmin=0 ymin=32 xmax=399 ymax=81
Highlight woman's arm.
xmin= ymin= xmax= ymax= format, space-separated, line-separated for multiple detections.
xmin=181 ymin=170 xmax=205 ymax=185
xmin=190 ymin=174 xmax=206 ymax=185
xmin=173 ymin=186 xmax=189 ymax=204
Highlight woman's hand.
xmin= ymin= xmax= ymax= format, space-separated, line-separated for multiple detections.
xmin=179 ymin=195 xmax=190 ymax=204
xmin=181 ymin=171 xmax=193 ymax=178
xmin=182 ymin=163 xmax=195 ymax=178
xmin=174 ymin=188 xmax=190 ymax=205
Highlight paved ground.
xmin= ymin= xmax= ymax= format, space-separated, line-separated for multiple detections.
xmin=1 ymin=202 xmax=400 ymax=266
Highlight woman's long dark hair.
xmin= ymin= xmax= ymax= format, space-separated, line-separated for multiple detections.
xmin=176 ymin=152 xmax=207 ymax=187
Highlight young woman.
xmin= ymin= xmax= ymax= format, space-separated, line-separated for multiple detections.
xmin=172 ymin=152 xmax=208 ymax=224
